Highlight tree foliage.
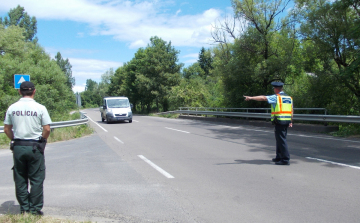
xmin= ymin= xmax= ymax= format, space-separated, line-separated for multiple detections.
xmin=55 ymin=52 xmax=75 ymax=90
xmin=297 ymin=0 xmax=360 ymax=102
xmin=0 ymin=5 xmax=37 ymax=41
xmin=108 ymin=36 xmax=182 ymax=112
xmin=0 ymin=25 xmax=76 ymax=120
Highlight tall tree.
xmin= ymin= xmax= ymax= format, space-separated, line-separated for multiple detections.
xmin=85 ymin=79 xmax=97 ymax=91
xmin=55 ymin=52 xmax=75 ymax=89
xmin=0 ymin=25 xmax=76 ymax=119
xmin=0 ymin=5 xmax=37 ymax=41
xmin=297 ymin=0 xmax=360 ymax=103
xmin=231 ymin=0 xmax=295 ymax=88
xmin=198 ymin=47 xmax=213 ymax=77
xmin=135 ymin=36 xmax=182 ymax=112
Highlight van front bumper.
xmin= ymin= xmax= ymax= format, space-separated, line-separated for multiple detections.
xmin=107 ymin=112 xmax=132 ymax=121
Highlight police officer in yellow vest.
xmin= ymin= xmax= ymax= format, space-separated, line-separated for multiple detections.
xmin=3 ymin=81 xmax=52 ymax=215
xmin=244 ymin=82 xmax=293 ymax=165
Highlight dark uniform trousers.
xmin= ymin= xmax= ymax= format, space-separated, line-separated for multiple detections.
xmin=274 ymin=124 xmax=290 ymax=161
xmin=13 ymin=145 xmax=45 ymax=213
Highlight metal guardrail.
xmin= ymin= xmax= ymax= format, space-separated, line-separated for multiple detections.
xmin=179 ymin=107 xmax=327 ymax=115
xmin=158 ymin=107 xmax=360 ymax=124
xmin=0 ymin=112 xmax=88 ymax=133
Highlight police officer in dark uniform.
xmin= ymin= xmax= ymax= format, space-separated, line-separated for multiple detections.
xmin=244 ymin=82 xmax=293 ymax=165
xmin=3 ymin=81 xmax=52 ymax=215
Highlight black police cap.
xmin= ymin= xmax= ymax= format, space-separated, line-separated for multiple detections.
xmin=271 ymin=82 xmax=284 ymax=87
xmin=20 ymin=81 xmax=35 ymax=91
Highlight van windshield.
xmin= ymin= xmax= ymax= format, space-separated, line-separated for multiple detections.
xmin=107 ymin=99 xmax=129 ymax=108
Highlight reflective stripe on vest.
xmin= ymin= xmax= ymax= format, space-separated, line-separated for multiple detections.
xmin=271 ymin=94 xmax=293 ymax=124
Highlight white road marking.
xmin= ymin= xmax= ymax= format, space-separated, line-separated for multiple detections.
xmin=87 ymin=116 xmax=108 ymax=132
xmin=132 ymin=120 xmax=139 ymax=122
xmin=165 ymin=127 xmax=190 ymax=134
xmin=138 ymin=155 xmax=175 ymax=179
xmin=219 ymin=125 xmax=241 ymax=129
xmin=306 ymin=157 xmax=360 ymax=170
xmin=288 ymin=133 xmax=360 ymax=143
xmin=114 ymin=136 xmax=124 ymax=144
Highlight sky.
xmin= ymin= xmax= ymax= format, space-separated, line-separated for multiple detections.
xmin=0 ymin=0 xmax=236 ymax=93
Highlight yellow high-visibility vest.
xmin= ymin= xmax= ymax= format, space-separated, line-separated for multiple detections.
xmin=271 ymin=94 xmax=293 ymax=125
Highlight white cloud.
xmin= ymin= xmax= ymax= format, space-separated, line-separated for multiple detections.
xmin=76 ymin=32 xmax=85 ymax=38
xmin=129 ymin=39 xmax=147 ymax=49
xmin=45 ymin=47 xmax=99 ymax=57
xmin=72 ymin=85 xmax=86 ymax=93
xmin=183 ymin=53 xmax=199 ymax=58
xmin=69 ymin=58 xmax=122 ymax=86
xmin=0 ymin=0 xmax=223 ymax=48
xmin=182 ymin=53 xmax=199 ymax=65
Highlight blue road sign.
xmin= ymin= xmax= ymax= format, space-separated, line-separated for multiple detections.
xmin=14 ymin=74 xmax=30 ymax=89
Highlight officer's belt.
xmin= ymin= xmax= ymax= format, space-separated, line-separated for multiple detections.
xmin=13 ymin=139 xmax=41 ymax=146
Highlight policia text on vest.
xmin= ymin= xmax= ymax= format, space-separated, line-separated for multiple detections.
xmin=243 ymin=81 xmax=293 ymax=166
xmin=3 ymin=81 xmax=52 ymax=215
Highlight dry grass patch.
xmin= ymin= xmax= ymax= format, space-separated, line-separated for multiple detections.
xmin=0 ymin=213 xmax=91 ymax=223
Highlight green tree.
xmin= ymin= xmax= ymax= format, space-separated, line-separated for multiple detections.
xmin=80 ymin=79 xmax=102 ymax=107
xmin=0 ymin=5 xmax=37 ymax=41
xmin=108 ymin=36 xmax=182 ymax=113
xmin=231 ymin=0 xmax=295 ymax=88
xmin=55 ymin=52 xmax=75 ymax=89
xmin=198 ymin=47 xmax=213 ymax=77
xmin=182 ymin=63 xmax=205 ymax=79
xmin=296 ymin=0 xmax=360 ymax=113
xmin=98 ymin=68 xmax=114 ymax=99
xmin=0 ymin=25 xmax=76 ymax=119
xmin=137 ymin=36 xmax=182 ymax=112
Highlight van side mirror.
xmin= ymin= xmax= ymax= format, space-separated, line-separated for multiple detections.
xmin=103 ymin=105 xmax=106 ymax=109
xmin=130 ymin=103 xmax=133 ymax=108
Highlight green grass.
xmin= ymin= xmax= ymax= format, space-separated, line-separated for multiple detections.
xmin=47 ymin=124 xmax=93 ymax=143
xmin=329 ymin=124 xmax=360 ymax=137
xmin=150 ymin=113 xmax=180 ymax=119
xmin=0 ymin=213 xmax=92 ymax=223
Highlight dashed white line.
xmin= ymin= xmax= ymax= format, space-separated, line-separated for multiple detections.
xmin=87 ymin=116 xmax=108 ymax=132
xmin=114 ymin=136 xmax=124 ymax=144
xmin=138 ymin=155 xmax=174 ymax=179
xmin=165 ymin=127 xmax=190 ymax=134
xmin=132 ymin=120 xmax=139 ymax=122
xmin=306 ymin=157 xmax=360 ymax=170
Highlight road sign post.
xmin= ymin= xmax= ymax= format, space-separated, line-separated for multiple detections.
xmin=14 ymin=74 xmax=30 ymax=89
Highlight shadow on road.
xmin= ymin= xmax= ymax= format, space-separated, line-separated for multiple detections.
xmin=0 ymin=201 xmax=20 ymax=215
xmin=182 ymin=120 xmax=360 ymax=168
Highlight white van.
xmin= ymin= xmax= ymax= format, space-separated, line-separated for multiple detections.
xmin=100 ymin=97 xmax=132 ymax=123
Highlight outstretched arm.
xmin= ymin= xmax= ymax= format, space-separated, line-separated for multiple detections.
xmin=243 ymin=95 xmax=267 ymax=101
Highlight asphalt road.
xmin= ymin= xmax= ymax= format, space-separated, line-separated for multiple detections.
xmin=1 ymin=108 xmax=360 ymax=222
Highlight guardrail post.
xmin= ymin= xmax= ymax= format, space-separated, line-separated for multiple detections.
xmin=324 ymin=109 xmax=328 ymax=126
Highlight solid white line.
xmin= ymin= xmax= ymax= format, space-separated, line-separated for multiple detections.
xmin=306 ymin=157 xmax=360 ymax=170
xmin=138 ymin=155 xmax=174 ymax=179
xmin=114 ymin=136 xmax=124 ymax=144
xmin=87 ymin=116 xmax=108 ymax=132
xmin=288 ymin=133 xmax=360 ymax=143
xmin=165 ymin=127 xmax=190 ymax=134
